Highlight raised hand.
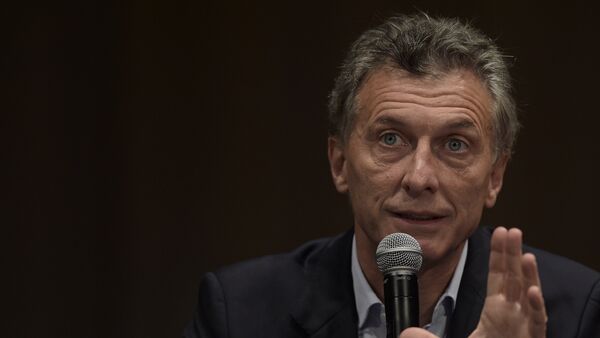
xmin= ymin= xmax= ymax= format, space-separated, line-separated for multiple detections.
xmin=470 ymin=227 xmax=547 ymax=338
xmin=399 ymin=227 xmax=547 ymax=338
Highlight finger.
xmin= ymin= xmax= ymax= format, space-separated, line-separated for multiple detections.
xmin=487 ymin=227 xmax=507 ymax=295
xmin=522 ymin=253 xmax=542 ymax=313
xmin=523 ymin=254 xmax=547 ymax=337
xmin=504 ymin=228 xmax=523 ymax=302
xmin=522 ymin=253 xmax=542 ymax=289
xmin=520 ymin=254 xmax=535 ymax=314
xmin=527 ymin=285 xmax=548 ymax=338
xmin=399 ymin=327 xmax=438 ymax=338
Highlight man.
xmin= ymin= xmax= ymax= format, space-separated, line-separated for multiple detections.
xmin=185 ymin=14 xmax=600 ymax=338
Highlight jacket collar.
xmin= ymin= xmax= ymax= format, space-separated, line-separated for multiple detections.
xmin=447 ymin=226 xmax=492 ymax=337
xmin=290 ymin=229 xmax=358 ymax=338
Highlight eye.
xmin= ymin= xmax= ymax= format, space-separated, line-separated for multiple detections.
xmin=446 ymin=138 xmax=468 ymax=152
xmin=380 ymin=132 xmax=400 ymax=146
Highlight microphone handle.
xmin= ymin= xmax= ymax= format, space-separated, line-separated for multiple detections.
xmin=384 ymin=272 xmax=419 ymax=338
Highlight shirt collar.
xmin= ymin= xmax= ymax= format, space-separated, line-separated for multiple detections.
xmin=433 ymin=240 xmax=468 ymax=313
xmin=351 ymin=235 xmax=382 ymax=329
xmin=351 ymin=235 xmax=469 ymax=328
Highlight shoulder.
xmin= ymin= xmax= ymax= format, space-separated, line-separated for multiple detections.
xmin=184 ymin=230 xmax=354 ymax=338
xmin=524 ymin=244 xmax=599 ymax=319
xmin=525 ymin=245 xmax=600 ymax=336
xmin=524 ymin=245 xmax=599 ymax=292
xmin=207 ymin=229 xmax=353 ymax=305
xmin=214 ymin=231 xmax=346 ymax=284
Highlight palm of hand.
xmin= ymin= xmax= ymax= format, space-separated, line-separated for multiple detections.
xmin=400 ymin=228 xmax=547 ymax=338
xmin=470 ymin=227 xmax=547 ymax=338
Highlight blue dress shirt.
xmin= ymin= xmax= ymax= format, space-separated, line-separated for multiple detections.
xmin=351 ymin=236 xmax=468 ymax=338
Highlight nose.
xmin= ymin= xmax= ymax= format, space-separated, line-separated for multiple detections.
xmin=400 ymin=141 xmax=439 ymax=197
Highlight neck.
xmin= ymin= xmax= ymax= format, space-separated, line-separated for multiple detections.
xmin=355 ymin=226 xmax=465 ymax=326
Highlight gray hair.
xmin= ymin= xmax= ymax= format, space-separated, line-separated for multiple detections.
xmin=328 ymin=14 xmax=519 ymax=155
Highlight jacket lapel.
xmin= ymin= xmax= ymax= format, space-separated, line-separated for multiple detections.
xmin=448 ymin=227 xmax=492 ymax=338
xmin=290 ymin=229 xmax=359 ymax=338
xmin=290 ymin=227 xmax=494 ymax=338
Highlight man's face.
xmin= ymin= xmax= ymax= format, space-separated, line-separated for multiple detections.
xmin=328 ymin=67 xmax=508 ymax=267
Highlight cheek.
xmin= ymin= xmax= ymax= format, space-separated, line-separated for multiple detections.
xmin=451 ymin=164 xmax=490 ymax=191
xmin=345 ymin=159 xmax=398 ymax=224
xmin=446 ymin=168 xmax=491 ymax=213
xmin=347 ymin=166 xmax=388 ymax=205
xmin=346 ymin=149 xmax=397 ymax=194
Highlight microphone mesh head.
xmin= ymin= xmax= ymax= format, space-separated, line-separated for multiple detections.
xmin=376 ymin=233 xmax=423 ymax=274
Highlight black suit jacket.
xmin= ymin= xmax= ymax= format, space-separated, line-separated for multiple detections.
xmin=184 ymin=227 xmax=600 ymax=337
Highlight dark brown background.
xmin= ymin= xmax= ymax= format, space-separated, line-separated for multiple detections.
xmin=5 ymin=1 xmax=599 ymax=337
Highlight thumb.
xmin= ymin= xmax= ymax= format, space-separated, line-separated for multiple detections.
xmin=399 ymin=327 xmax=437 ymax=338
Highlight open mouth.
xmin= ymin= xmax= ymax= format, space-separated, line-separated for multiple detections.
xmin=395 ymin=213 xmax=445 ymax=222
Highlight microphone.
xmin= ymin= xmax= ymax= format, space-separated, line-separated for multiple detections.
xmin=376 ymin=233 xmax=423 ymax=338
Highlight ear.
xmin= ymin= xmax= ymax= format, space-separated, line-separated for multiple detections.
xmin=328 ymin=136 xmax=349 ymax=193
xmin=485 ymin=153 xmax=509 ymax=208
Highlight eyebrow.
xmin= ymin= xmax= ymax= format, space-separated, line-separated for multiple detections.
xmin=446 ymin=119 xmax=477 ymax=130
xmin=372 ymin=116 xmax=477 ymax=130
xmin=372 ymin=116 xmax=408 ymax=128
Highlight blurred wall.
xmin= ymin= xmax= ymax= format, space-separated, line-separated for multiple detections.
xmin=5 ymin=1 xmax=599 ymax=337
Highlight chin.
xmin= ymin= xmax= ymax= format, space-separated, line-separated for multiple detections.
xmin=419 ymin=244 xmax=444 ymax=263
xmin=416 ymin=237 xmax=452 ymax=261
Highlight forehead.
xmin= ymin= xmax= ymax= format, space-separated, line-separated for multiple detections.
xmin=354 ymin=67 xmax=494 ymax=133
